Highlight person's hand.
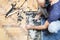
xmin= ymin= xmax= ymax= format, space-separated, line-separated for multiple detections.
xmin=34 ymin=14 xmax=41 ymax=20
xmin=25 ymin=25 xmax=33 ymax=30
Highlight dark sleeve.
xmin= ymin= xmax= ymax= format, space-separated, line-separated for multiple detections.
xmin=48 ymin=4 xmax=60 ymax=23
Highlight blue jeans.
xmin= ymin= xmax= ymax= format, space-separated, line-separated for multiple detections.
xmin=41 ymin=18 xmax=60 ymax=40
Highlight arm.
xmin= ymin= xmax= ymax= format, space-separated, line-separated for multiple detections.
xmin=26 ymin=20 xmax=49 ymax=30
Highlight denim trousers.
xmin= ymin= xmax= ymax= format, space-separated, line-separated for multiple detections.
xmin=41 ymin=18 xmax=60 ymax=40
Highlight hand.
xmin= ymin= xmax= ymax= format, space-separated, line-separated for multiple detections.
xmin=25 ymin=25 xmax=33 ymax=30
xmin=34 ymin=15 xmax=40 ymax=20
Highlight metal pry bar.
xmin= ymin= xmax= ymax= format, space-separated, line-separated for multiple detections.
xmin=5 ymin=3 xmax=16 ymax=18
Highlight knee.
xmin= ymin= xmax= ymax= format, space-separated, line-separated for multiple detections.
xmin=48 ymin=21 xmax=60 ymax=33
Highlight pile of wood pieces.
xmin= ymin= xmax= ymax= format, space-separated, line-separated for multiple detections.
xmin=0 ymin=0 xmax=42 ymax=40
